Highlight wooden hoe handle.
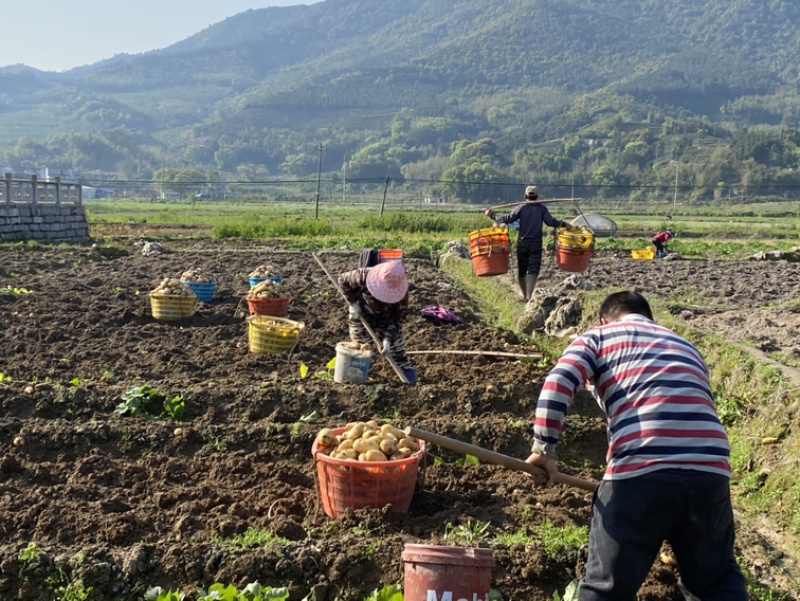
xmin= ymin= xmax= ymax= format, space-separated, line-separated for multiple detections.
xmin=405 ymin=426 xmax=599 ymax=493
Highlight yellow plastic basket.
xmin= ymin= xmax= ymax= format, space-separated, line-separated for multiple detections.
xmin=631 ymin=248 xmax=656 ymax=260
xmin=150 ymin=293 xmax=196 ymax=321
xmin=557 ymin=226 xmax=595 ymax=250
xmin=247 ymin=315 xmax=305 ymax=354
xmin=469 ymin=227 xmax=511 ymax=258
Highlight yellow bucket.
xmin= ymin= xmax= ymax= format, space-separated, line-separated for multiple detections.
xmin=247 ymin=315 xmax=305 ymax=354
xmin=557 ymin=226 xmax=594 ymax=251
xmin=150 ymin=293 xmax=196 ymax=321
xmin=631 ymin=248 xmax=656 ymax=260
xmin=469 ymin=227 xmax=510 ymax=258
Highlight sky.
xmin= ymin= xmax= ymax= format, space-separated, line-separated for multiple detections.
xmin=0 ymin=0 xmax=322 ymax=73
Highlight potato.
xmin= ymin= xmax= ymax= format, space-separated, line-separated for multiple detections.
xmin=337 ymin=439 xmax=354 ymax=451
xmin=316 ymin=428 xmax=336 ymax=448
xmin=353 ymin=437 xmax=380 ymax=453
xmin=379 ymin=438 xmax=398 ymax=456
xmin=380 ymin=424 xmax=405 ymax=439
xmin=398 ymin=437 xmax=420 ymax=452
xmin=364 ymin=449 xmax=388 ymax=462
xmin=339 ymin=449 xmax=358 ymax=460
xmin=366 ymin=419 xmax=379 ymax=429
xmin=391 ymin=448 xmax=412 ymax=460
xmin=345 ymin=424 xmax=365 ymax=440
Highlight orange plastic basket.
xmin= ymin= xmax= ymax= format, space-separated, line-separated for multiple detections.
xmin=379 ymin=249 xmax=404 ymax=263
xmin=247 ymin=296 xmax=290 ymax=317
xmin=312 ymin=427 xmax=425 ymax=517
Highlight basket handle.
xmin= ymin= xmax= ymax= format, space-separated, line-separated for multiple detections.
xmin=476 ymin=236 xmax=492 ymax=256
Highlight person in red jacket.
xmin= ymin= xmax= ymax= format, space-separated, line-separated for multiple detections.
xmin=652 ymin=230 xmax=674 ymax=258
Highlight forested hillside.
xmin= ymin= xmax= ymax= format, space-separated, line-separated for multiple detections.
xmin=3 ymin=0 xmax=800 ymax=202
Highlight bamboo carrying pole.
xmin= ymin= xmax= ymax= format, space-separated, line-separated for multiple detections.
xmin=312 ymin=252 xmax=410 ymax=384
xmin=407 ymin=350 xmax=543 ymax=360
xmin=405 ymin=426 xmax=598 ymax=493
xmin=487 ymin=198 xmax=582 ymax=212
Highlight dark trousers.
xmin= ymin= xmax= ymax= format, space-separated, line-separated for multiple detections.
xmin=580 ymin=470 xmax=747 ymax=601
xmin=516 ymin=242 xmax=542 ymax=278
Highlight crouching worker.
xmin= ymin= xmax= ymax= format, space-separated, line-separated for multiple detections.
xmin=652 ymin=230 xmax=674 ymax=259
xmin=338 ymin=260 xmax=417 ymax=384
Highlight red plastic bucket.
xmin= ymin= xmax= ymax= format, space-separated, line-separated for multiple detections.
xmin=247 ymin=297 xmax=290 ymax=317
xmin=556 ymin=247 xmax=592 ymax=273
xmin=402 ymin=544 xmax=495 ymax=601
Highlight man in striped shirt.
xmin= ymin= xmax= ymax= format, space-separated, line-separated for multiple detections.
xmin=527 ymin=291 xmax=747 ymax=600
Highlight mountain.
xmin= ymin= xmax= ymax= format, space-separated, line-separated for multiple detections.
xmin=3 ymin=0 xmax=800 ymax=200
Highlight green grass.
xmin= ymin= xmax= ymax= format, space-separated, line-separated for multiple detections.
xmin=532 ymin=519 xmax=589 ymax=557
xmin=211 ymin=527 xmax=290 ymax=550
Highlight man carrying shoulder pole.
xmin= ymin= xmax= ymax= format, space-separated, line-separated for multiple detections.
xmin=485 ymin=185 xmax=573 ymax=301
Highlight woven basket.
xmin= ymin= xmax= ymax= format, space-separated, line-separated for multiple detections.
xmin=181 ymin=280 xmax=218 ymax=302
xmin=249 ymin=276 xmax=284 ymax=288
xmin=150 ymin=293 xmax=196 ymax=321
xmin=247 ymin=315 xmax=304 ymax=354
xmin=312 ymin=427 xmax=425 ymax=517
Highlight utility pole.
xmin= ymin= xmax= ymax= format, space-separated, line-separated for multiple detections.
xmin=672 ymin=161 xmax=679 ymax=214
xmin=315 ymin=143 xmax=326 ymax=219
xmin=379 ymin=176 xmax=390 ymax=217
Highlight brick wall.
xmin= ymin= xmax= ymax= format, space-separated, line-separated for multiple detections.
xmin=0 ymin=203 xmax=90 ymax=242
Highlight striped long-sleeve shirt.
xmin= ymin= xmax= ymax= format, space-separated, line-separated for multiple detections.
xmin=532 ymin=313 xmax=731 ymax=480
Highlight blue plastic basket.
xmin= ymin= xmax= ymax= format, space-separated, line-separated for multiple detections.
xmin=249 ymin=276 xmax=284 ymax=288
xmin=181 ymin=280 xmax=218 ymax=302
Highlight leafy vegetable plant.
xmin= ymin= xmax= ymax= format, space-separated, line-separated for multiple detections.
xmin=115 ymin=384 xmax=185 ymax=421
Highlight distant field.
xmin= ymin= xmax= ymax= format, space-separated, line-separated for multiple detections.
xmin=84 ymin=198 xmax=800 ymax=259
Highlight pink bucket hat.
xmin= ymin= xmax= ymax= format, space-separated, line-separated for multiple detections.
xmin=366 ymin=260 xmax=408 ymax=304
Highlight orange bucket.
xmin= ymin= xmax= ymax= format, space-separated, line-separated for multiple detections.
xmin=468 ymin=227 xmax=510 ymax=277
xmin=471 ymin=251 xmax=510 ymax=277
xmin=557 ymin=247 xmax=592 ymax=272
xmin=247 ymin=297 xmax=290 ymax=317
xmin=312 ymin=427 xmax=425 ymax=517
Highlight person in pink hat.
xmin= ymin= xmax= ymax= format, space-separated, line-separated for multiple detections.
xmin=338 ymin=259 xmax=416 ymax=384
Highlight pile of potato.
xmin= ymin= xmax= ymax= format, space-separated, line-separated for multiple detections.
xmin=180 ymin=268 xmax=217 ymax=283
xmin=151 ymin=278 xmax=196 ymax=297
xmin=249 ymin=265 xmax=278 ymax=278
xmin=248 ymin=279 xmax=284 ymax=299
xmin=316 ymin=420 xmax=421 ymax=462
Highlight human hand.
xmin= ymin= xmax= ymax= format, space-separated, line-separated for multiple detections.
xmin=381 ymin=339 xmax=391 ymax=354
xmin=526 ymin=452 xmax=559 ymax=486
xmin=484 ymin=208 xmax=495 ymax=219
xmin=348 ymin=303 xmax=361 ymax=320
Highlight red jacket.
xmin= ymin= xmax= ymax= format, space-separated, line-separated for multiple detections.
xmin=653 ymin=231 xmax=673 ymax=244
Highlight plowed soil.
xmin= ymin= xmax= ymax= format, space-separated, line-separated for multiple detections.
xmin=0 ymin=242 xmax=796 ymax=600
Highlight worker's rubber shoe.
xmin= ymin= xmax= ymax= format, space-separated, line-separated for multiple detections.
xmin=524 ymin=274 xmax=538 ymax=301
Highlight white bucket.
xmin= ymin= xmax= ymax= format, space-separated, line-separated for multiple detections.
xmin=333 ymin=342 xmax=373 ymax=384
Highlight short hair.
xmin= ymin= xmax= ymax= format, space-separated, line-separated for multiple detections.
xmin=599 ymin=291 xmax=653 ymax=321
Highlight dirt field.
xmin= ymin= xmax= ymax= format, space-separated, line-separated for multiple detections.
xmin=0 ymin=242 xmax=797 ymax=600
